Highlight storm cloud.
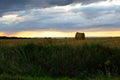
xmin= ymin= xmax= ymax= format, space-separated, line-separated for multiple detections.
xmin=0 ymin=0 xmax=120 ymax=33
xmin=0 ymin=0 xmax=106 ymax=15
xmin=0 ymin=0 xmax=29 ymax=16
xmin=0 ymin=0 xmax=120 ymax=37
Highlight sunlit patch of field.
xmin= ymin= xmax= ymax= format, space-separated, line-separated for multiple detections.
xmin=0 ymin=37 xmax=120 ymax=47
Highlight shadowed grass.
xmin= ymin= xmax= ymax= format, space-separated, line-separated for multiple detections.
xmin=0 ymin=74 xmax=120 ymax=80
xmin=0 ymin=42 xmax=120 ymax=79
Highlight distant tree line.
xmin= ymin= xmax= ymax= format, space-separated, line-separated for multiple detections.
xmin=0 ymin=36 xmax=29 ymax=39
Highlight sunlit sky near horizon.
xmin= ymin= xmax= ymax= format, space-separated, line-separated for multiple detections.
xmin=0 ymin=0 xmax=120 ymax=37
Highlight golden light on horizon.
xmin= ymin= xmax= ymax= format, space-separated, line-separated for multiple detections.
xmin=10 ymin=31 xmax=75 ymax=37
xmin=5 ymin=30 xmax=120 ymax=38
xmin=0 ymin=32 xmax=6 ymax=36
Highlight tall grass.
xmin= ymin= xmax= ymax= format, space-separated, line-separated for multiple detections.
xmin=0 ymin=43 xmax=120 ymax=78
xmin=0 ymin=74 xmax=120 ymax=80
xmin=0 ymin=37 xmax=120 ymax=47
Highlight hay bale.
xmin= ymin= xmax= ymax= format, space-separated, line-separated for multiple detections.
xmin=75 ymin=32 xmax=85 ymax=40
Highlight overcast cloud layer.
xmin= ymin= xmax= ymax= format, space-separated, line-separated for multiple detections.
xmin=0 ymin=0 xmax=120 ymax=34
xmin=0 ymin=0 xmax=106 ymax=16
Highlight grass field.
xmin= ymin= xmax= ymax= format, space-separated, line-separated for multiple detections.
xmin=0 ymin=37 xmax=120 ymax=47
xmin=0 ymin=74 xmax=120 ymax=80
xmin=0 ymin=37 xmax=120 ymax=80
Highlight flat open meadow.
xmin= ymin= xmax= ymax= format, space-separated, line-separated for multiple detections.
xmin=0 ymin=37 xmax=120 ymax=47
xmin=0 ymin=37 xmax=120 ymax=80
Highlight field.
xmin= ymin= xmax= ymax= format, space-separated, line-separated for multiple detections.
xmin=0 ymin=37 xmax=120 ymax=80
xmin=0 ymin=37 xmax=120 ymax=47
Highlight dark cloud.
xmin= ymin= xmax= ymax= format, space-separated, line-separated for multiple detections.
xmin=0 ymin=0 xmax=29 ymax=16
xmin=77 ymin=0 xmax=106 ymax=4
xmin=0 ymin=3 xmax=120 ymax=33
xmin=28 ymin=0 xmax=107 ymax=8
xmin=0 ymin=0 xmax=107 ymax=16
xmin=47 ymin=0 xmax=107 ymax=6
xmin=47 ymin=0 xmax=73 ymax=5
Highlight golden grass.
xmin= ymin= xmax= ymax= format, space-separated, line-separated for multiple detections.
xmin=0 ymin=37 xmax=120 ymax=48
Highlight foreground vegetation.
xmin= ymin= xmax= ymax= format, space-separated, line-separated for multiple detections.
xmin=0 ymin=37 xmax=120 ymax=79
xmin=0 ymin=74 xmax=120 ymax=80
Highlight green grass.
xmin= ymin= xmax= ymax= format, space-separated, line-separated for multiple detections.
xmin=89 ymin=76 xmax=120 ymax=80
xmin=0 ymin=74 xmax=120 ymax=80
xmin=0 ymin=38 xmax=120 ymax=79
xmin=0 ymin=74 xmax=79 ymax=80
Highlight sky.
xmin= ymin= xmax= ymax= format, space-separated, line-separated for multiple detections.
xmin=0 ymin=0 xmax=120 ymax=37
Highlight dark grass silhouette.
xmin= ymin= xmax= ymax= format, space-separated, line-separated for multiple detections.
xmin=0 ymin=43 xmax=120 ymax=78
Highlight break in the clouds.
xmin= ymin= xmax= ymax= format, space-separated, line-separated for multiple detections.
xmin=0 ymin=0 xmax=120 ymax=36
